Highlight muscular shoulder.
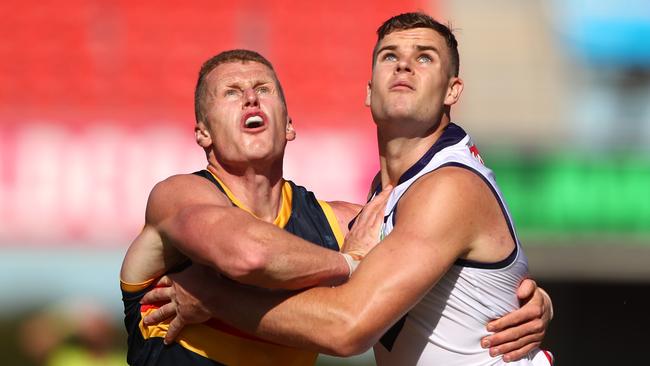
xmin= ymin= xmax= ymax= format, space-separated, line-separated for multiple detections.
xmin=395 ymin=166 xmax=489 ymax=244
xmin=145 ymin=173 xmax=230 ymax=225
xmin=405 ymin=166 xmax=487 ymax=204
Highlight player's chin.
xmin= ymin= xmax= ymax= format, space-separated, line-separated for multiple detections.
xmin=243 ymin=145 xmax=280 ymax=162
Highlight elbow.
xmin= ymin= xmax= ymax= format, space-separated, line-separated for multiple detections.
xmin=216 ymin=224 xmax=271 ymax=282
xmin=321 ymin=314 xmax=376 ymax=357
xmin=170 ymin=207 xmax=268 ymax=277
xmin=327 ymin=341 xmax=368 ymax=358
xmin=218 ymin=248 xmax=268 ymax=281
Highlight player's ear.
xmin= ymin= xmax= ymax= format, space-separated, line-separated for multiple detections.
xmin=365 ymin=81 xmax=372 ymax=107
xmin=285 ymin=117 xmax=296 ymax=141
xmin=444 ymin=77 xmax=464 ymax=106
xmin=195 ymin=121 xmax=212 ymax=148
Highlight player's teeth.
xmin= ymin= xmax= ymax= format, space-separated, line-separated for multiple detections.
xmin=245 ymin=115 xmax=263 ymax=127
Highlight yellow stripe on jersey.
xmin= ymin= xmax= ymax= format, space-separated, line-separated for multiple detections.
xmin=207 ymin=170 xmax=293 ymax=228
xmin=317 ymin=200 xmax=344 ymax=249
xmin=276 ymin=181 xmax=292 ymax=227
xmin=120 ymin=278 xmax=155 ymax=292
xmin=139 ymin=308 xmax=317 ymax=366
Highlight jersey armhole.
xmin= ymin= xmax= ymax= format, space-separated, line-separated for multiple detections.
xmin=120 ymin=277 xmax=156 ymax=292
xmin=317 ymin=200 xmax=345 ymax=249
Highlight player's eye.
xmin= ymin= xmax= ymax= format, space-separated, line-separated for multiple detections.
xmin=382 ymin=53 xmax=397 ymax=62
xmin=256 ymin=86 xmax=270 ymax=94
xmin=417 ymin=54 xmax=433 ymax=63
xmin=224 ymin=89 xmax=239 ymax=97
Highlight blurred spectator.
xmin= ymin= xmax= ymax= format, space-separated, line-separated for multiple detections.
xmin=18 ymin=298 xmax=125 ymax=366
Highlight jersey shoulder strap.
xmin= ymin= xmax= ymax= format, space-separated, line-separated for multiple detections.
xmin=192 ymin=170 xmax=231 ymax=203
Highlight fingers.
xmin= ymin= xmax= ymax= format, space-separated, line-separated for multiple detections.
xmin=539 ymin=288 xmax=554 ymax=321
xmin=163 ymin=316 xmax=186 ymax=345
xmin=156 ymin=275 xmax=173 ymax=287
xmin=487 ymin=333 xmax=543 ymax=362
xmin=517 ymin=278 xmax=537 ymax=300
xmin=483 ymin=314 xmax=545 ymax=346
xmin=369 ymin=185 xmax=393 ymax=209
xmin=140 ymin=286 xmax=173 ymax=305
xmin=376 ymin=184 xmax=393 ymax=198
xmin=357 ymin=185 xmax=392 ymax=227
xmin=487 ymin=294 xmax=543 ymax=333
xmin=483 ymin=281 xmax=550 ymax=362
xmin=487 ymin=306 xmax=540 ymax=333
xmin=143 ymin=303 xmax=177 ymax=325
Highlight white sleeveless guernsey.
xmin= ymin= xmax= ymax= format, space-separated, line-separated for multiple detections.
xmin=372 ymin=124 xmax=552 ymax=366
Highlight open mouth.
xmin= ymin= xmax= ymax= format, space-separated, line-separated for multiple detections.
xmin=241 ymin=112 xmax=267 ymax=131
xmin=244 ymin=115 xmax=264 ymax=129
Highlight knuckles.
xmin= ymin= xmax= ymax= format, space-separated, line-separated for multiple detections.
xmin=530 ymin=319 xmax=545 ymax=334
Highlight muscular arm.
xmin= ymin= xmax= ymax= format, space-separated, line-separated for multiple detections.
xmin=168 ymin=169 xmax=481 ymax=356
xmin=123 ymin=174 xmax=362 ymax=290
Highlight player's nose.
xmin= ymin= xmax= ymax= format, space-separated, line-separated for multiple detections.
xmin=396 ymin=59 xmax=412 ymax=73
xmin=243 ymin=88 xmax=259 ymax=108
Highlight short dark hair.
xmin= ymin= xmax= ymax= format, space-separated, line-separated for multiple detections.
xmin=194 ymin=49 xmax=287 ymax=123
xmin=372 ymin=12 xmax=459 ymax=77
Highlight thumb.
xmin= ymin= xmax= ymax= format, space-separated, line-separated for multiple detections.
xmin=517 ymin=278 xmax=536 ymax=301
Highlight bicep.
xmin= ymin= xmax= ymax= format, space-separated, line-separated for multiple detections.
xmin=143 ymin=174 xmax=233 ymax=258
xmin=145 ymin=174 xmax=231 ymax=226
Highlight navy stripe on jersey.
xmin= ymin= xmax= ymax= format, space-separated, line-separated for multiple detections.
xmin=455 ymin=245 xmax=518 ymax=270
xmin=397 ymin=123 xmax=467 ymax=185
xmin=192 ymin=170 xmax=229 ymax=197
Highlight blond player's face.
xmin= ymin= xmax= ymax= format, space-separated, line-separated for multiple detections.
xmin=366 ymin=28 xmax=461 ymax=127
xmin=199 ymin=62 xmax=294 ymax=165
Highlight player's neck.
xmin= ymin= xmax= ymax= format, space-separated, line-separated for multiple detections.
xmin=206 ymin=161 xmax=285 ymax=223
xmin=377 ymin=118 xmax=448 ymax=186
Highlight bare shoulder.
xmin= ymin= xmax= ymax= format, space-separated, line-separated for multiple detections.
xmin=123 ymin=173 xmax=226 ymax=283
xmin=326 ymin=201 xmax=362 ymax=226
xmin=145 ymin=173 xmax=230 ymax=225
xmin=403 ymin=166 xmax=487 ymax=205
xmin=394 ymin=167 xmax=489 ymax=242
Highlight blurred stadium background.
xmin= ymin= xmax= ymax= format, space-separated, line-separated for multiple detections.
xmin=1 ymin=0 xmax=649 ymax=365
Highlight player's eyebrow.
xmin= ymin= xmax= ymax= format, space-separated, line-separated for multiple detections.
xmin=377 ymin=44 xmax=441 ymax=57
xmin=416 ymin=45 xmax=440 ymax=56
xmin=376 ymin=45 xmax=398 ymax=54
xmin=224 ymin=79 xmax=271 ymax=89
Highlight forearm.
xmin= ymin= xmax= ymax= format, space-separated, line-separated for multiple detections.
xmin=164 ymin=224 xmax=459 ymax=356
xmin=204 ymin=273 xmax=378 ymax=356
xmin=159 ymin=205 xmax=350 ymax=289
xmin=199 ymin=243 xmax=435 ymax=356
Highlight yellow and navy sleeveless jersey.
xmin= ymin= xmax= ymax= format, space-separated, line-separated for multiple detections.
xmin=121 ymin=170 xmax=344 ymax=366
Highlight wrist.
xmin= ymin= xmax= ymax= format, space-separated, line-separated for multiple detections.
xmin=340 ymin=253 xmax=361 ymax=277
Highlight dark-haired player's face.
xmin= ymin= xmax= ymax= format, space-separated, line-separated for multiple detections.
xmin=197 ymin=62 xmax=294 ymax=166
xmin=366 ymin=28 xmax=461 ymax=128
